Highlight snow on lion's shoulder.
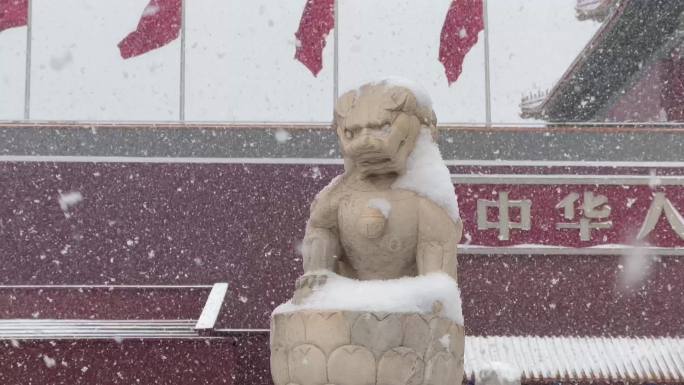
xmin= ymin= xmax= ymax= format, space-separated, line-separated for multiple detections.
xmin=392 ymin=128 xmax=460 ymax=224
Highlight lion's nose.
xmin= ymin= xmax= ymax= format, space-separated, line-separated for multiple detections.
xmin=361 ymin=133 xmax=373 ymax=145
xmin=354 ymin=135 xmax=379 ymax=152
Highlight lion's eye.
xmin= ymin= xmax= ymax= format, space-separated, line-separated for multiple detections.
xmin=344 ymin=129 xmax=354 ymax=139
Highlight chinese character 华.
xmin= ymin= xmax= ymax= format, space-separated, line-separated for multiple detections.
xmin=555 ymin=191 xmax=612 ymax=241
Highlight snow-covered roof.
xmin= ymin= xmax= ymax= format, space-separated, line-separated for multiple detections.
xmin=523 ymin=1 xmax=684 ymax=122
xmin=466 ymin=335 xmax=684 ymax=383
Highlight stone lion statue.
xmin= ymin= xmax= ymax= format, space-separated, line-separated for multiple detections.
xmin=294 ymin=80 xmax=463 ymax=300
xmin=271 ymin=79 xmax=465 ymax=385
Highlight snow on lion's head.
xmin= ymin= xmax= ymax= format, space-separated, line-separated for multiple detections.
xmin=333 ymin=78 xmax=437 ymax=178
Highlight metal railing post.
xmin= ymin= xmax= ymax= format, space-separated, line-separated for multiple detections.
xmin=333 ymin=0 xmax=340 ymax=103
xmin=483 ymin=0 xmax=492 ymax=126
xmin=179 ymin=0 xmax=186 ymax=121
xmin=23 ymin=0 xmax=33 ymax=120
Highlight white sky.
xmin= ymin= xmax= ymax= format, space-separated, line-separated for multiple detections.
xmin=0 ymin=0 xmax=600 ymax=123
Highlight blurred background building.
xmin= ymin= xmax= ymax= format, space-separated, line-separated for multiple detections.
xmin=521 ymin=0 xmax=684 ymax=123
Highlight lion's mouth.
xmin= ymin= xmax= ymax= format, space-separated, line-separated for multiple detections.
xmin=356 ymin=155 xmax=397 ymax=177
xmin=359 ymin=157 xmax=392 ymax=167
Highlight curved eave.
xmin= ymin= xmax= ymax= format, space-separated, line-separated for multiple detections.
xmin=535 ymin=0 xmax=684 ymax=122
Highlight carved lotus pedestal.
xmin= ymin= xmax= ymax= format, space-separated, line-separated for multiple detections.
xmin=270 ymin=310 xmax=465 ymax=385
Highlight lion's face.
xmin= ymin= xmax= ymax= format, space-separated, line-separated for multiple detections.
xmin=334 ymin=84 xmax=424 ymax=178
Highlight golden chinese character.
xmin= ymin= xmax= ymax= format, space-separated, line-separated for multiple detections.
xmin=555 ymin=191 xmax=612 ymax=241
xmin=636 ymin=192 xmax=684 ymax=240
xmin=477 ymin=191 xmax=531 ymax=241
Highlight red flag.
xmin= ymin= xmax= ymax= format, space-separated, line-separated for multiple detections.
xmin=0 ymin=0 xmax=27 ymax=32
xmin=118 ymin=0 xmax=181 ymax=59
xmin=294 ymin=0 xmax=334 ymax=76
xmin=439 ymin=0 xmax=483 ymax=85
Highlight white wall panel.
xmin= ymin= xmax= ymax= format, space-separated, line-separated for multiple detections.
xmin=30 ymin=0 xmax=180 ymax=121
xmin=338 ymin=0 xmax=486 ymax=124
xmin=0 ymin=28 xmax=27 ymax=120
xmin=185 ymin=0 xmax=334 ymax=122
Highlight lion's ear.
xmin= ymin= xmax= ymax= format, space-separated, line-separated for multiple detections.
xmin=335 ymin=90 xmax=357 ymax=119
xmin=384 ymin=87 xmax=417 ymax=113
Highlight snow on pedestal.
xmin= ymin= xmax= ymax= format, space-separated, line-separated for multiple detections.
xmin=274 ymin=272 xmax=463 ymax=325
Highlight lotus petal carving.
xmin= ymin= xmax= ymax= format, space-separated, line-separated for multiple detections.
xmin=401 ymin=314 xmax=431 ymax=357
xmin=449 ymin=324 xmax=465 ymax=359
xmin=288 ymin=344 xmax=328 ymax=385
xmin=271 ymin=345 xmax=290 ymax=385
xmin=424 ymin=317 xmax=452 ymax=361
xmin=351 ymin=313 xmax=402 ymax=358
xmin=424 ymin=352 xmax=460 ymax=385
xmin=377 ymin=347 xmax=424 ymax=385
xmin=273 ymin=313 xmax=307 ymax=350
xmin=328 ymin=345 xmax=376 ymax=385
xmin=304 ymin=311 xmax=351 ymax=355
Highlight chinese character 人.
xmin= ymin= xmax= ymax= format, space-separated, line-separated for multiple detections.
xmin=637 ymin=192 xmax=684 ymax=240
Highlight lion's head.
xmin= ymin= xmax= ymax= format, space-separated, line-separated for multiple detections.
xmin=333 ymin=80 xmax=437 ymax=178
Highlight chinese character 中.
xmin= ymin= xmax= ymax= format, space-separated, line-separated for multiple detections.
xmin=555 ymin=191 xmax=612 ymax=241
xmin=477 ymin=191 xmax=531 ymax=241
xmin=636 ymin=192 xmax=684 ymax=240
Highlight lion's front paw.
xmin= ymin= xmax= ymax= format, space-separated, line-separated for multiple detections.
xmin=292 ymin=272 xmax=329 ymax=304
xmin=295 ymin=273 xmax=328 ymax=290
